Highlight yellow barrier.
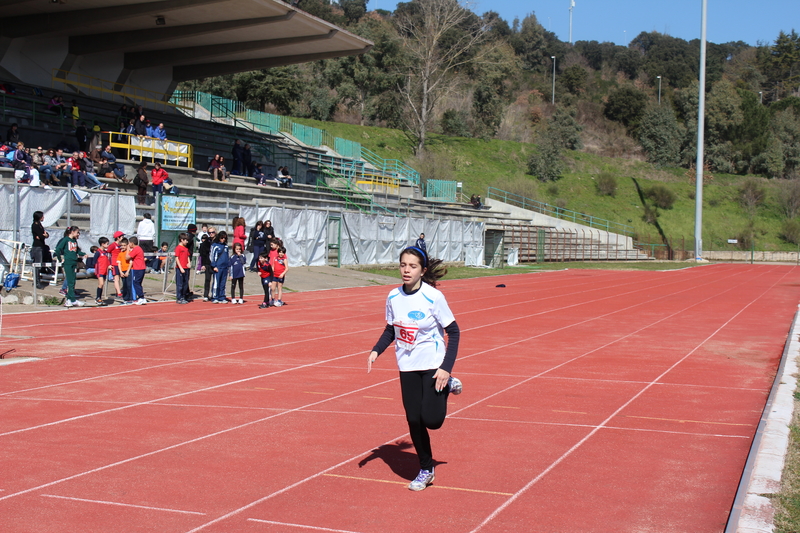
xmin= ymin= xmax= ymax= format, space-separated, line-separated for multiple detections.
xmin=52 ymin=69 xmax=191 ymax=113
xmin=356 ymin=174 xmax=401 ymax=192
xmin=107 ymin=131 xmax=193 ymax=168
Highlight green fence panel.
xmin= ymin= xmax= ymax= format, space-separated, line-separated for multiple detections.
xmin=426 ymin=180 xmax=457 ymax=202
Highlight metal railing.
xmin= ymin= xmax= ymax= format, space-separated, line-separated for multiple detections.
xmin=487 ymin=187 xmax=634 ymax=237
xmin=361 ymin=147 xmax=420 ymax=185
xmin=426 ymin=180 xmax=457 ymax=202
xmin=106 ymin=131 xmax=193 ymax=167
xmin=52 ymin=69 xmax=190 ymax=113
xmin=169 ymin=91 xmax=420 ymax=186
xmin=317 ymin=165 xmax=396 ymax=216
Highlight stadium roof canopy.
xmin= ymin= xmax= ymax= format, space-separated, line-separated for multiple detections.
xmin=0 ymin=0 xmax=373 ymax=95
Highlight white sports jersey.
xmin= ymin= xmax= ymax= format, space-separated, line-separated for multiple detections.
xmin=385 ymin=283 xmax=455 ymax=372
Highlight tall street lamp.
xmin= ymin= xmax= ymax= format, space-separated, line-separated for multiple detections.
xmin=657 ymin=76 xmax=662 ymax=104
xmin=759 ymin=91 xmax=763 ymax=104
xmin=551 ymin=56 xmax=556 ymax=105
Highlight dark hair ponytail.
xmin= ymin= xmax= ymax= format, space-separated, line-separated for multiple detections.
xmin=400 ymin=247 xmax=447 ymax=288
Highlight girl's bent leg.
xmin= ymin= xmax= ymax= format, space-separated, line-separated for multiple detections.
xmin=399 ymin=369 xmax=449 ymax=471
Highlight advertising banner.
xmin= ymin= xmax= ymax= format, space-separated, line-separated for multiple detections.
xmin=160 ymin=196 xmax=196 ymax=231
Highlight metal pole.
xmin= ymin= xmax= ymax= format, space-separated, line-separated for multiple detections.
xmin=759 ymin=91 xmax=763 ymax=104
xmin=657 ymin=76 xmax=662 ymax=104
xmin=569 ymin=0 xmax=574 ymax=44
xmin=551 ymin=56 xmax=556 ymax=105
xmin=114 ymin=188 xmax=119 ymax=230
xmin=694 ymin=0 xmax=708 ymax=261
xmin=225 ymin=199 xmax=230 ymax=232
xmin=13 ymin=180 xmax=19 ymax=242
xmin=67 ymin=183 xmax=72 ymax=227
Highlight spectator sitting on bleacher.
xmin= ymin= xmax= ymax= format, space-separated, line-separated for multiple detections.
xmin=231 ymin=139 xmax=243 ymax=175
xmin=276 ymin=166 xmax=293 ymax=188
xmin=81 ymin=151 xmax=108 ymax=190
xmin=101 ymin=145 xmax=128 ymax=182
xmin=153 ymin=123 xmax=167 ymax=141
xmin=242 ymin=144 xmax=252 ymax=177
xmin=31 ymin=146 xmax=54 ymax=189
xmin=208 ymin=154 xmax=222 ymax=180
xmin=254 ymin=163 xmax=267 ymax=186
xmin=48 ymin=95 xmax=66 ymax=116
xmin=6 ymin=123 xmax=20 ymax=147
xmin=219 ymin=157 xmax=231 ymax=181
xmin=67 ymin=151 xmax=86 ymax=188
xmin=52 ymin=148 xmax=69 ymax=186
xmin=40 ymin=148 xmax=59 ymax=187
xmin=13 ymin=142 xmax=41 ymax=186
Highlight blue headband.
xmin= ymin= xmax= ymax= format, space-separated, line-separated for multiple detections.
xmin=404 ymin=246 xmax=428 ymax=267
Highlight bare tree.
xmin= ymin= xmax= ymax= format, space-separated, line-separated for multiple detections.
xmin=396 ymin=0 xmax=489 ymax=155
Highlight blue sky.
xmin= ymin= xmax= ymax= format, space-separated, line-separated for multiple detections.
xmin=370 ymin=0 xmax=798 ymax=47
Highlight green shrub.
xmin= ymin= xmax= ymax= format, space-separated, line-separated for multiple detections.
xmin=645 ymin=184 xmax=677 ymax=209
xmin=441 ymin=109 xmax=472 ymax=138
xmin=782 ymin=219 xmax=800 ymax=245
xmin=595 ymin=172 xmax=618 ymax=197
xmin=739 ymin=179 xmax=767 ymax=213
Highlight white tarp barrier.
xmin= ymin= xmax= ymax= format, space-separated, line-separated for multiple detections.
xmin=240 ymin=205 xmax=484 ymax=267
xmin=507 ymin=248 xmax=519 ymax=266
xmin=0 ymin=186 xmax=71 ymax=259
xmin=90 ymin=192 xmax=137 ymax=238
xmin=465 ymin=245 xmax=482 ymax=266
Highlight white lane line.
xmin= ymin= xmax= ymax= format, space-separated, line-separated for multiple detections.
xmin=247 ymin=518 xmax=363 ymax=533
xmin=0 ymin=263 xmax=730 ymax=435
xmin=0 ymin=348 xmax=368 ymax=437
xmin=0 ymin=378 xmax=397 ymax=504
xmin=466 ymin=267 xmax=793 ymax=533
xmin=41 ymin=494 xmax=205 ymax=515
xmin=1 ymin=263 xmax=725 ymax=403
xmin=183 ymin=268 xmax=768 ymax=532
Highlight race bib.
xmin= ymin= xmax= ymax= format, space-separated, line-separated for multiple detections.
xmin=394 ymin=320 xmax=419 ymax=349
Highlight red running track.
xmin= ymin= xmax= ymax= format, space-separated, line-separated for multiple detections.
xmin=1 ymin=264 xmax=798 ymax=533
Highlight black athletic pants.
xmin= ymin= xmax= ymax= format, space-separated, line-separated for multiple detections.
xmin=399 ymin=369 xmax=449 ymax=472
xmin=230 ymin=277 xmax=244 ymax=299
xmin=203 ymin=267 xmax=214 ymax=299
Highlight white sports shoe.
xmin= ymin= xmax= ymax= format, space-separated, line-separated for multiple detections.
xmin=408 ymin=469 xmax=435 ymax=491
xmin=448 ymin=376 xmax=462 ymax=395
xmin=136 ymin=298 xmax=147 ymax=305
xmin=64 ymin=300 xmax=74 ymax=307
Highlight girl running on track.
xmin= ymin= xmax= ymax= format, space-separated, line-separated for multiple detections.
xmin=367 ymin=246 xmax=462 ymax=491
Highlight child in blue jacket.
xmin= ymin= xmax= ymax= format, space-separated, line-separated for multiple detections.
xmin=229 ymin=242 xmax=246 ymax=304
xmin=210 ymin=231 xmax=230 ymax=303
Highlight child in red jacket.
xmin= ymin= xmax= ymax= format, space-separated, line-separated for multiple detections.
xmin=151 ymin=162 xmax=168 ymax=195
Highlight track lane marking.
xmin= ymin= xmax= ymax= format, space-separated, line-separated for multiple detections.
xmin=183 ymin=268 xmax=770 ymax=532
xmin=467 ymin=266 xmax=793 ymax=533
xmin=322 ymin=474 xmax=513 ymax=496
xmin=246 ymin=518 xmax=363 ymax=533
xmin=40 ymin=494 xmax=205 ymax=515
xmin=623 ymin=415 xmax=751 ymax=426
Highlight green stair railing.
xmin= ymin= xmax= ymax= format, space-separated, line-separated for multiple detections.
xmin=361 ymin=147 xmax=420 ymax=185
xmin=317 ymin=165 xmax=397 ymax=216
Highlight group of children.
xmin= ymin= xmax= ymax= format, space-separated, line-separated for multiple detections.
xmin=54 ymin=224 xmax=289 ymax=308
xmin=200 ymin=226 xmax=288 ymax=307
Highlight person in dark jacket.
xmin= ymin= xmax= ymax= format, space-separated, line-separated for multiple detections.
xmin=242 ymin=143 xmax=252 ymax=177
xmin=134 ymin=161 xmax=149 ymax=204
xmin=75 ymin=122 xmax=89 ymax=152
xmin=210 ymin=231 xmax=230 ymax=303
xmin=135 ymin=115 xmax=148 ymax=137
xmin=6 ymin=123 xmax=20 ymax=147
xmin=231 ymin=139 xmax=243 ymax=175
xmin=199 ymin=228 xmax=215 ymax=301
xmin=31 ymin=210 xmax=49 ymax=288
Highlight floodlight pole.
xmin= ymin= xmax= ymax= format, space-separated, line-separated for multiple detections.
xmin=694 ymin=0 xmax=708 ymax=261
xmin=569 ymin=0 xmax=575 ymax=44
xmin=759 ymin=91 xmax=763 ymax=104
xmin=551 ymin=56 xmax=556 ymax=105
xmin=657 ymin=76 xmax=662 ymax=104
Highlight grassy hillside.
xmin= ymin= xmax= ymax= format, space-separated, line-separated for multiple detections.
xmin=293 ymin=117 xmax=794 ymax=251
